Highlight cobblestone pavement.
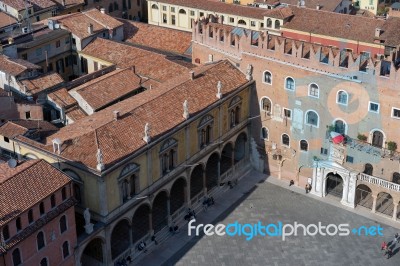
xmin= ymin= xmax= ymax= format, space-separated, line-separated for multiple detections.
xmin=165 ymin=176 xmax=400 ymax=266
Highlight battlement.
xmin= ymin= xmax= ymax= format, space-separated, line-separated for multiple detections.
xmin=193 ymin=20 xmax=400 ymax=88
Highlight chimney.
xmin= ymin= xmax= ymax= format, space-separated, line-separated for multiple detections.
xmin=100 ymin=8 xmax=106 ymax=14
xmin=52 ymin=138 xmax=62 ymax=154
xmin=316 ymin=4 xmax=321 ymax=10
xmin=88 ymin=23 xmax=93 ymax=34
xmin=190 ymin=71 xmax=195 ymax=80
xmin=375 ymin=28 xmax=382 ymax=38
xmin=113 ymin=110 xmax=120 ymax=120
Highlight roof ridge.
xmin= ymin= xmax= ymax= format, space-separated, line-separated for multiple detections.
xmin=0 ymin=159 xmax=42 ymax=185
xmin=73 ymin=68 xmax=128 ymax=92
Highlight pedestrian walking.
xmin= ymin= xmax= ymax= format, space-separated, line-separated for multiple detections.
xmin=381 ymin=241 xmax=387 ymax=250
xmin=305 ymin=184 xmax=310 ymax=193
xmin=395 ymin=233 xmax=399 ymax=244
xmin=289 ymin=180 xmax=294 ymax=186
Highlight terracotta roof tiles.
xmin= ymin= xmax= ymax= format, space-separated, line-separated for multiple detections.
xmin=0 ymin=160 xmax=71 ymax=227
xmin=0 ymin=120 xmax=58 ymax=139
xmin=47 ymin=88 xmax=77 ymax=109
xmin=0 ymin=11 xmax=17 ymax=29
xmin=20 ymin=72 xmax=64 ymax=95
xmin=0 ymin=55 xmax=41 ymax=77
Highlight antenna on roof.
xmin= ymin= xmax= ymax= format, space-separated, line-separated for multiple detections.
xmin=7 ymin=158 xmax=17 ymax=168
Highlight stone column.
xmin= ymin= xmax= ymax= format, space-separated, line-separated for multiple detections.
xmin=311 ymin=164 xmax=317 ymax=192
xmin=371 ymin=194 xmax=377 ymax=213
xmin=320 ymin=168 xmax=325 ymax=197
xmin=393 ymin=203 xmax=398 ymax=221
xmin=167 ymin=197 xmax=172 ymax=226
xmin=341 ymin=176 xmax=349 ymax=206
xmin=98 ymin=178 xmax=108 ymax=216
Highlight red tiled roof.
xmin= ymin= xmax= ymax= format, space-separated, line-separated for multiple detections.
xmin=82 ymin=38 xmax=192 ymax=83
xmin=69 ymin=68 xmax=142 ymax=111
xmin=1 ymin=0 xmax=32 ymax=11
xmin=155 ymin=0 xmax=270 ymax=19
xmin=56 ymin=8 xmax=123 ymax=39
xmin=0 ymin=159 xmax=71 ymax=227
xmin=255 ymin=0 xmax=343 ymax=12
xmin=29 ymin=0 xmax=57 ymax=11
xmin=0 ymin=11 xmax=17 ymax=29
xmin=283 ymin=6 xmax=387 ymax=44
xmin=51 ymin=0 xmax=85 ymax=8
xmin=47 ymin=88 xmax=77 ymax=109
xmin=30 ymin=60 xmax=248 ymax=170
xmin=20 ymin=72 xmax=64 ymax=95
xmin=122 ymin=20 xmax=192 ymax=54
xmin=65 ymin=105 xmax=88 ymax=121
xmin=0 ymin=120 xmax=58 ymax=139
xmin=0 ymin=55 xmax=41 ymax=76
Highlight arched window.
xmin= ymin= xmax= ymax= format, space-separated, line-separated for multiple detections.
xmin=108 ymin=3 xmax=113 ymax=12
xmin=282 ymin=134 xmax=290 ymax=146
xmin=267 ymin=18 xmax=272 ymax=28
xmin=300 ymin=140 xmax=308 ymax=151
xmin=28 ymin=209 xmax=34 ymax=224
xmin=51 ymin=194 xmax=56 ymax=208
xmin=60 ymin=215 xmax=67 ymax=234
xmin=274 ymin=20 xmax=281 ymax=29
xmin=337 ymin=90 xmax=348 ymax=105
xmin=261 ymin=127 xmax=268 ymax=140
xmin=260 ymin=97 xmax=272 ymax=112
xmin=179 ymin=9 xmax=186 ymax=14
xmin=160 ymin=138 xmax=178 ymax=174
xmin=334 ymin=119 xmax=346 ymax=134
xmin=16 ymin=217 xmax=22 ymax=231
xmin=151 ymin=4 xmax=158 ymax=9
xmin=37 ymin=231 xmax=45 ymax=250
xmin=238 ymin=19 xmax=246 ymax=25
xmin=39 ymin=202 xmax=45 ymax=216
xmin=263 ymin=71 xmax=272 ymax=84
xmin=198 ymin=115 xmax=213 ymax=148
xmin=12 ymin=249 xmax=22 ymax=266
xmin=40 ymin=258 xmax=48 ymax=266
xmin=393 ymin=172 xmax=400 ymax=184
xmin=62 ymin=241 xmax=70 ymax=258
xmin=285 ymin=77 xmax=295 ymax=90
xmin=363 ymin=163 xmax=373 ymax=175
xmin=306 ymin=110 xmax=319 ymax=127
xmin=3 ymin=225 xmax=10 ymax=240
xmin=308 ymin=83 xmax=319 ymax=98
xmin=62 ymin=187 xmax=66 ymax=201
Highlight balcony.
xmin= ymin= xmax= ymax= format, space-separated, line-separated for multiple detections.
xmin=359 ymin=173 xmax=400 ymax=192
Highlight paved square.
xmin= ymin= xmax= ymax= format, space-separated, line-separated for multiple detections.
xmin=166 ymin=179 xmax=400 ymax=266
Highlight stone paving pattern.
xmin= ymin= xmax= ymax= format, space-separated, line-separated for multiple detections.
xmin=137 ymin=171 xmax=400 ymax=266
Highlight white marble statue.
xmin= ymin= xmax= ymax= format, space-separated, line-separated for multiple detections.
xmin=183 ymin=100 xmax=189 ymax=119
xmin=246 ymin=64 xmax=253 ymax=81
xmin=216 ymin=81 xmax=222 ymax=99
xmin=84 ymin=208 xmax=91 ymax=225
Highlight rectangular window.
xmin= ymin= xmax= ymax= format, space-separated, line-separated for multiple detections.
xmin=72 ymin=38 xmax=76 ymax=45
xmin=25 ymin=111 xmax=31 ymax=119
xmin=251 ymin=21 xmax=256 ymax=27
xmin=260 ymin=22 xmax=264 ymax=28
xmin=229 ymin=17 xmax=234 ymax=23
xmin=4 ymin=136 xmax=9 ymax=143
xmin=200 ymin=12 xmax=204 ymax=17
xmin=346 ymin=156 xmax=354 ymax=163
xmin=368 ymin=101 xmax=379 ymax=113
xmin=283 ymin=108 xmax=292 ymax=119
xmin=320 ymin=148 xmax=328 ymax=155
xmin=56 ymin=40 xmax=61 ymax=48
xmin=170 ymin=7 xmax=175 ymax=12
xmin=190 ymin=10 xmax=195 ymax=16
xmin=392 ymin=108 xmax=400 ymax=119
xmin=162 ymin=14 xmax=167 ymax=23
xmin=171 ymin=15 xmax=176 ymax=25
xmin=162 ymin=5 xmax=166 ymax=11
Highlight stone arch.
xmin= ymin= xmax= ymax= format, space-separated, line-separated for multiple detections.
xmin=333 ymin=118 xmax=347 ymax=135
xmin=151 ymin=4 xmax=158 ymax=9
xmin=170 ymin=177 xmax=187 ymax=215
xmin=376 ymin=191 xmax=394 ymax=217
xmin=267 ymin=18 xmax=272 ymax=28
xmin=355 ymin=184 xmax=372 ymax=209
xmin=23 ymin=153 xmax=38 ymax=159
xmin=238 ymin=19 xmax=246 ymax=25
xmin=260 ymin=96 xmax=272 ymax=113
xmin=220 ymin=142 xmax=234 ymax=175
xmin=81 ymin=237 xmax=105 ymax=265
xmin=132 ymin=204 xmax=151 ymax=244
xmin=369 ymin=129 xmax=386 ymax=148
xmin=152 ymin=190 xmax=168 ymax=233
xmin=206 ymin=152 xmax=219 ymax=191
xmin=190 ymin=164 xmax=204 ymax=199
xmin=111 ymin=219 xmax=130 ymax=259
xmin=363 ymin=163 xmax=373 ymax=176
xmin=234 ymin=132 xmax=247 ymax=163
xmin=325 ymin=172 xmax=343 ymax=198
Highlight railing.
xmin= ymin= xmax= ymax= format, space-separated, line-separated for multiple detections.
xmin=359 ymin=173 xmax=400 ymax=192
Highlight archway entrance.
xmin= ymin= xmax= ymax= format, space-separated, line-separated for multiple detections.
xmin=372 ymin=131 xmax=383 ymax=147
xmin=325 ymin=173 xmax=343 ymax=198
xmin=376 ymin=192 xmax=393 ymax=217
xmin=170 ymin=178 xmax=186 ymax=215
xmin=355 ymin=184 xmax=373 ymax=209
xmin=111 ymin=219 xmax=130 ymax=259
xmin=363 ymin=163 xmax=373 ymax=176
xmin=152 ymin=191 xmax=168 ymax=233
xmin=234 ymin=132 xmax=247 ymax=163
xmin=190 ymin=165 xmax=204 ymax=199
xmin=220 ymin=143 xmax=233 ymax=176
xmin=81 ymin=238 xmax=104 ymax=266
xmin=206 ymin=153 xmax=219 ymax=191
xmin=334 ymin=120 xmax=346 ymax=134
xmin=132 ymin=204 xmax=150 ymax=244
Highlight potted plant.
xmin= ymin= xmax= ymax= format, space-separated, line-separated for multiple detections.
xmin=357 ymin=133 xmax=367 ymax=142
xmin=387 ymin=141 xmax=397 ymax=153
